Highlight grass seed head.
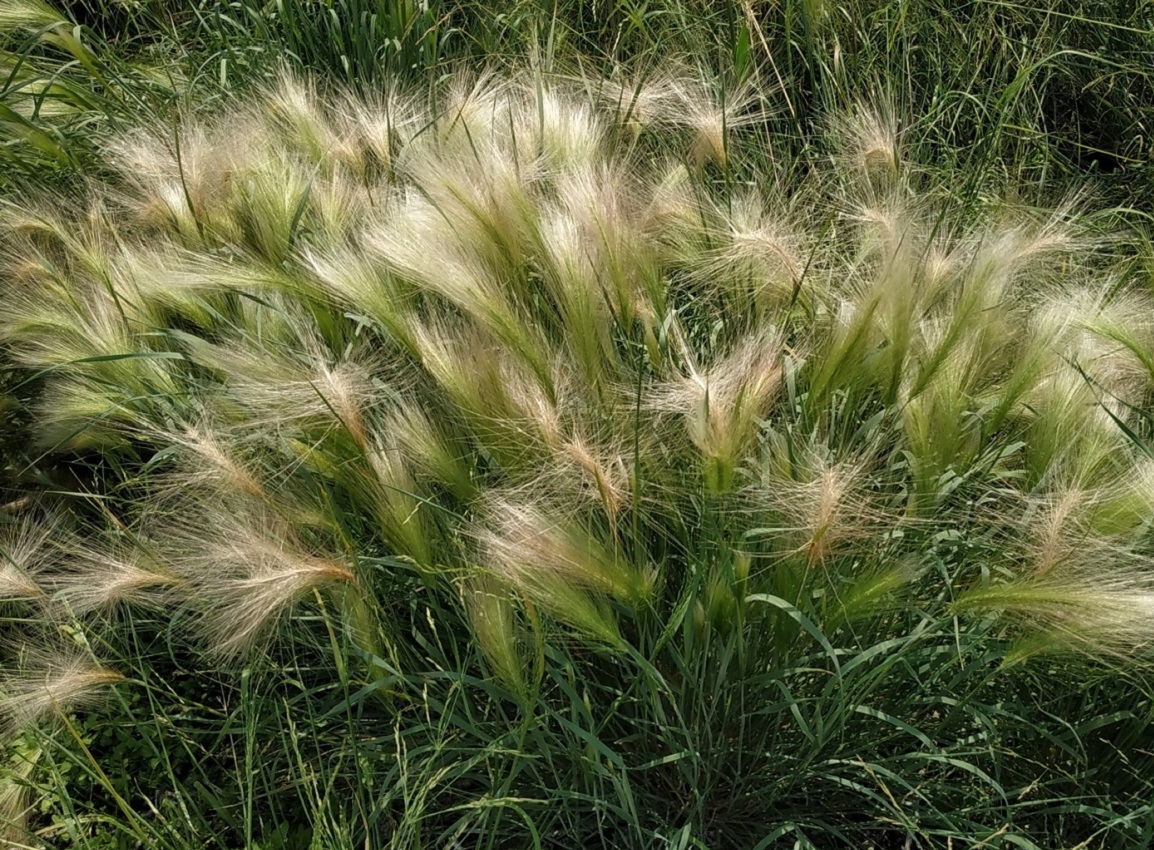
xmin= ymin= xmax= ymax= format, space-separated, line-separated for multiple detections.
xmin=0 ymin=515 xmax=52 ymax=601
xmin=45 ymin=537 xmax=180 ymax=614
xmin=1 ymin=647 xmax=124 ymax=736
xmin=177 ymin=514 xmax=358 ymax=658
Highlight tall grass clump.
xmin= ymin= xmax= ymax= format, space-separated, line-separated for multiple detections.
xmin=2 ymin=67 xmax=1154 ymax=847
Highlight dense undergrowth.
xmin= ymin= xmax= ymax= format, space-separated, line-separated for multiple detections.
xmin=2 ymin=2 xmax=1154 ymax=849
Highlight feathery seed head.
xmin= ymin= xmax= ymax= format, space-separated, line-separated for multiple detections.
xmin=699 ymin=191 xmax=803 ymax=306
xmin=600 ymin=73 xmax=682 ymax=130
xmin=266 ymin=72 xmax=337 ymax=161
xmin=0 ymin=741 xmax=40 ymax=845
xmin=155 ymin=424 xmax=268 ymax=502
xmin=653 ymin=326 xmax=784 ymax=491
xmin=390 ymin=403 xmax=477 ymax=501
xmin=111 ymin=124 xmax=242 ymax=238
xmin=969 ymin=212 xmax=1082 ymax=295
xmin=467 ymin=578 xmax=526 ymax=692
xmin=364 ymin=433 xmax=435 ymax=566
xmin=959 ymin=579 xmax=1154 ymax=658
xmin=770 ymin=455 xmax=878 ymax=564
xmin=1 ymin=648 xmax=124 ymax=735
xmin=0 ymin=516 xmax=50 ymax=601
xmin=46 ymin=539 xmax=180 ymax=614
xmin=338 ymin=89 xmax=420 ymax=174
xmin=0 ymin=0 xmax=65 ymax=33
xmin=179 ymin=515 xmax=358 ymax=658
xmin=305 ymin=245 xmax=417 ymax=352
xmin=643 ymin=161 xmax=702 ymax=242
xmin=183 ymin=324 xmax=379 ymax=446
xmin=481 ymin=496 xmax=652 ymax=606
xmin=610 ymin=74 xmax=764 ymax=166
xmin=1091 ymin=459 xmax=1154 ymax=534
xmin=562 ymin=437 xmax=631 ymax=521
xmin=1017 ymin=487 xmax=1094 ymax=578
xmin=530 ymin=84 xmax=605 ymax=169
xmin=835 ymin=101 xmax=901 ymax=184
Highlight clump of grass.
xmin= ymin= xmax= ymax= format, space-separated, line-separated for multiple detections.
xmin=3 ymin=68 xmax=1154 ymax=847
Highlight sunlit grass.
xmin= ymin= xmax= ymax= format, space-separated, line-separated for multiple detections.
xmin=1 ymin=64 xmax=1153 ymax=846
xmin=1 ymin=0 xmax=1154 ymax=846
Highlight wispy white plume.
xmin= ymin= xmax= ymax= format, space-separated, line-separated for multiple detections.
xmin=1 ymin=647 xmax=124 ymax=735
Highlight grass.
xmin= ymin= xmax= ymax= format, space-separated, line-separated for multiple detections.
xmin=0 ymin=2 xmax=1153 ymax=848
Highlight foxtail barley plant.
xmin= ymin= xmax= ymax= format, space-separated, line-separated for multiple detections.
xmin=2 ymin=67 xmax=1154 ymax=846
